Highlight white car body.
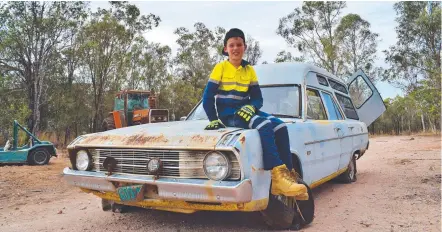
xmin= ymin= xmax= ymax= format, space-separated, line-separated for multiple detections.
xmin=63 ymin=62 xmax=386 ymax=214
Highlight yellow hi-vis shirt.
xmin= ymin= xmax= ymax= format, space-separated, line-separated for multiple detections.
xmin=202 ymin=59 xmax=263 ymax=121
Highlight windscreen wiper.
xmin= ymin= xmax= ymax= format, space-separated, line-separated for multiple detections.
xmin=270 ymin=114 xmax=300 ymax=119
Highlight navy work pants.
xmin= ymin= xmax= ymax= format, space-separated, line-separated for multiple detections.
xmin=220 ymin=111 xmax=293 ymax=170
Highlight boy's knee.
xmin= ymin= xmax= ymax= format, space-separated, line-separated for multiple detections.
xmin=273 ymin=122 xmax=287 ymax=133
xmin=250 ymin=116 xmax=272 ymax=130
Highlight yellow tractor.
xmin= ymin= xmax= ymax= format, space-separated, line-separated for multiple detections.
xmin=102 ymin=90 xmax=169 ymax=131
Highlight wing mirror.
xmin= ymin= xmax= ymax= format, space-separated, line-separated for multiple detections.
xmin=180 ymin=116 xmax=187 ymax=121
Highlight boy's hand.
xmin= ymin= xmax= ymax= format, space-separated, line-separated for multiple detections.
xmin=235 ymin=105 xmax=256 ymax=123
xmin=205 ymin=119 xmax=226 ymax=130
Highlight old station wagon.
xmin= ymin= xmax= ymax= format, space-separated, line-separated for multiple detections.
xmin=63 ymin=62 xmax=385 ymax=230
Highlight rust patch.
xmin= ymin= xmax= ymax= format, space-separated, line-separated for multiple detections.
xmin=239 ymin=136 xmax=246 ymax=144
xmin=190 ymin=135 xmax=219 ymax=144
xmin=81 ymin=135 xmax=119 ymax=144
xmin=123 ymin=134 xmax=169 ymax=145
xmin=205 ymin=180 xmax=215 ymax=201
xmin=78 ymin=132 xmax=221 ymax=148
xmin=251 ymin=166 xmax=256 ymax=172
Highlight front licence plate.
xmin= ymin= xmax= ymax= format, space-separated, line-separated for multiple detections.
xmin=117 ymin=185 xmax=145 ymax=202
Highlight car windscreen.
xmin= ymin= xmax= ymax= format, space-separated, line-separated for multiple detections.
xmin=186 ymin=85 xmax=301 ymax=120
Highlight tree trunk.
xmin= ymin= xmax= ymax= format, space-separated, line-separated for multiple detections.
xmin=421 ymin=113 xmax=426 ymax=132
xmin=64 ymin=126 xmax=71 ymax=147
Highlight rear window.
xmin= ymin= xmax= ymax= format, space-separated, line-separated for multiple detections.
xmin=329 ymin=79 xmax=348 ymax=94
xmin=335 ymin=93 xmax=359 ymax=120
xmin=317 ymin=75 xmax=329 ymax=86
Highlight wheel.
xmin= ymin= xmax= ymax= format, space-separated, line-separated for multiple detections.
xmin=101 ymin=199 xmax=127 ymax=213
xmin=102 ymin=116 xmax=115 ymax=131
xmin=260 ymin=194 xmax=296 ymax=229
xmin=291 ymin=179 xmax=315 ymax=230
xmin=111 ymin=202 xmax=127 ymax=213
xmin=101 ymin=199 xmax=112 ymax=211
xmin=260 ymin=179 xmax=315 ymax=230
xmin=337 ymin=155 xmax=357 ymax=183
xmin=28 ymin=148 xmax=50 ymax=165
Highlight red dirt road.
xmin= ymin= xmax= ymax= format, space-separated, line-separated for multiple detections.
xmin=0 ymin=135 xmax=440 ymax=232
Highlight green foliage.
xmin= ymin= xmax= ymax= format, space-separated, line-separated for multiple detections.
xmin=124 ymin=37 xmax=172 ymax=92
xmin=383 ymin=2 xmax=441 ymax=91
xmin=335 ymin=14 xmax=379 ymax=80
xmin=76 ymin=3 xmax=161 ymax=132
xmin=274 ymin=50 xmax=305 ymax=63
xmin=171 ymin=23 xmax=225 ymax=118
xmin=379 ymin=1 xmax=441 ymax=133
xmin=244 ymin=36 xmax=262 ymax=65
xmin=277 ymin=2 xmax=381 ymax=82
xmin=277 ymin=1 xmax=347 ymax=75
xmin=0 ymin=1 xmax=89 ymax=133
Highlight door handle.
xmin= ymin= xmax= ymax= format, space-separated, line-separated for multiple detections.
xmin=348 ymin=126 xmax=354 ymax=129
xmin=334 ymin=127 xmax=342 ymax=137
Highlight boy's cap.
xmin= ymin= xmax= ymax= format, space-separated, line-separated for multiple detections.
xmin=222 ymin=28 xmax=246 ymax=56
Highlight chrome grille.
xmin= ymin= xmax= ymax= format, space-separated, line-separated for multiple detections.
xmin=91 ymin=149 xmax=240 ymax=180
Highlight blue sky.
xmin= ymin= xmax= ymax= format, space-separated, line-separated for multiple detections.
xmin=91 ymin=1 xmax=403 ymax=99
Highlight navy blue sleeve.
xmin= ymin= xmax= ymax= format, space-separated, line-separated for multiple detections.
xmin=248 ymin=66 xmax=263 ymax=110
xmin=202 ymin=80 xmax=220 ymax=121
xmin=249 ymin=84 xmax=263 ymax=110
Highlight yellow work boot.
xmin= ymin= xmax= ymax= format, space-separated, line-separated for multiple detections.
xmin=271 ymin=164 xmax=308 ymax=197
xmin=290 ymin=169 xmax=309 ymax=201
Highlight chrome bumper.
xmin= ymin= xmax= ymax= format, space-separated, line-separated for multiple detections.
xmin=62 ymin=167 xmax=252 ymax=203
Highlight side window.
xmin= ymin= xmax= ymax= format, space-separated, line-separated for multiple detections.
xmin=317 ymin=75 xmax=329 ymax=86
xmin=349 ymin=75 xmax=373 ymax=108
xmin=306 ymin=89 xmax=327 ymax=120
xmin=329 ymin=79 xmax=348 ymax=94
xmin=321 ymin=92 xmax=344 ymax=120
xmin=335 ymin=93 xmax=359 ymax=120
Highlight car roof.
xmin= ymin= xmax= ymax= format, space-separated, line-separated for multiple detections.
xmin=253 ymin=62 xmax=346 ymax=86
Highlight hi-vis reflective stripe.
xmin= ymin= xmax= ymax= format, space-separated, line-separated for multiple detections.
xmin=220 ymin=82 xmax=250 ymax=87
xmin=209 ymin=79 xmax=220 ymax=84
xmin=248 ymin=115 xmax=259 ymax=128
xmin=216 ymin=94 xmax=248 ymax=100
xmin=219 ymin=83 xmax=250 ymax=92
xmin=273 ymin=123 xmax=286 ymax=132
xmin=256 ymin=120 xmax=271 ymax=130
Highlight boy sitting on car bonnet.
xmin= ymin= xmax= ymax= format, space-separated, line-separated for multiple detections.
xmin=202 ymin=28 xmax=308 ymax=199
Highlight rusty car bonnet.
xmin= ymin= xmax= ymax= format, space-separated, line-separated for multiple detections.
xmin=72 ymin=120 xmax=243 ymax=150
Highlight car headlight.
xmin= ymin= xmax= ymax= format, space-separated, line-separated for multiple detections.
xmin=76 ymin=150 xmax=90 ymax=171
xmin=147 ymin=158 xmax=162 ymax=175
xmin=203 ymin=151 xmax=231 ymax=181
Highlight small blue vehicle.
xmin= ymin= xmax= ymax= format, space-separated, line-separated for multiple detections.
xmin=0 ymin=120 xmax=57 ymax=165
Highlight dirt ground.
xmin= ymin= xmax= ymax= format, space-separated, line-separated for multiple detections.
xmin=0 ymin=135 xmax=440 ymax=232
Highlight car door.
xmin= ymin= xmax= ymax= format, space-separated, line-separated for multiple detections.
xmin=304 ymin=88 xmax=341 ymax=183
xmin=319 ymin=91 xmax=354 ymax=171
xmin=347 ymin=69 xmax=386 ymax=126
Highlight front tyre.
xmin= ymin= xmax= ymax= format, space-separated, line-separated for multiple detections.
xmin=28 ymin=148 xmax=50 ymax=165
xmin=260 ymin=179 xmax=315 ymax=230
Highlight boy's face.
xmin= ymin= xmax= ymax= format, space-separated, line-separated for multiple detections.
xmin=224 ymin=37 xmax=246 ymax=62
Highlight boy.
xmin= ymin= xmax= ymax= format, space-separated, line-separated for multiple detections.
xmin=202 ymin=28 xmax=307 ymax=198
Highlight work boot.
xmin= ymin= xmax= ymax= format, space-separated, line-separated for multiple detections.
xmin=290 ymin=169 xmax=309 ymax=201
xmin=271 ymin=164 xmax=308 ymax=197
